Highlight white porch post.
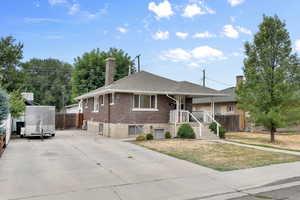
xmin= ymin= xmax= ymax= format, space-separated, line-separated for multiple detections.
xmin=211 ymin=97 xmax=215 ymax=121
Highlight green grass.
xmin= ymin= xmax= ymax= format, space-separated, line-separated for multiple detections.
xmin=133 ymin=140 xmax=300 ymax=171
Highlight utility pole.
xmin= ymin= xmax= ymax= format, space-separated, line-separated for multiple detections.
xmin=202 ymin=69 xmax=206 ymax=87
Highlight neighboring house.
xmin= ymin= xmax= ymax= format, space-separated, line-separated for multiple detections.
xmin=75 ymin=58 xmax=226 ymax=139
xmin=64 ymin=104 xmax=80 ymax=114
xmin=193 ymin=76 xmax=247 ymax=131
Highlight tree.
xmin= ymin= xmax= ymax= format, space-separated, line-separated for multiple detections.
xmin=21 ymin=58 xmax=73 ymax=111
xmin=71 ymin=48 xmax=135 ymax=98
xmin=8 ymin=90 xmax=25 ymax=118
xmin=0 ymin=89 xmax=8 ymax=124
xmin=0 ymin=36 xmax=24 ymax=92
xmin=236 ymin=15 xmax=300 ymax=143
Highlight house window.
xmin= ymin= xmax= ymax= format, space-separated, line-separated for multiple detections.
xmin=99 ymin=95 xmax=104 ymax=106
xmin=94 ymin=96 xmax=99 ymax=112
xmin=133 ymin=94 xmax=157 ymax=110
xmin=84 ymin=99 xmax=88 ymax=108
xmin=128 ymin=125 xmax=144 ymax=136
xmin=227 ymin=105 xmax=235 ymax=112
xmin=109 ymin=93 xmax=115 ymax=105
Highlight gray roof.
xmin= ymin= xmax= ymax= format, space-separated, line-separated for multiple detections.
xmin=75 ymin=71 xmax=227 ymax=100
xmin=193 ymin=87 xmax=236 ymax=104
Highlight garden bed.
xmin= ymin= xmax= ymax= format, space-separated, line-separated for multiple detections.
xmin=133 ymin=139 xmax=300 ymax=171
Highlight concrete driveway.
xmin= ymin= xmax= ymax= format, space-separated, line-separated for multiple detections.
xmin=1 ymin=130 xmax=300 ymax=200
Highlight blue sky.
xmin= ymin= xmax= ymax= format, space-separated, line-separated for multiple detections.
xmin=1 ymin=0 xmax=300 ymax=89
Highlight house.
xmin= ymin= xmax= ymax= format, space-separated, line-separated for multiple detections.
xmin=193 ymin=76 xmax=247 ymax=131
xmin=64 ymin=104 xmax=80 ymax=114
xmin=75 ymin=58 xmax=226 ymax=139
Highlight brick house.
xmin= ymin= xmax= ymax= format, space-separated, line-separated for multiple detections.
xmin=193 ymin=76 xmax=247 ymax=131
xmin=75 ymin=58 xmax=226 ymax=139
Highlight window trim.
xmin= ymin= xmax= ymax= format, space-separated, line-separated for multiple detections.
xmin=99 ymin=95 xmax=104 ymax=106
xmin=227 ymin=105 xmax=235 ymax=112
xmin=109 ymin=93 xmax=115 ymax=105
xmin=132 ymin=94 xmax=158 ymax=111
xmin=84 ymin=99 xmax=88 ymax=109
xmin=93 ymin=96 xmax=99 ymax=112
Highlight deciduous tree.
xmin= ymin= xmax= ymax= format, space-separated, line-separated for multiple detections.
xmin=236 ymin=15 xmax=300 ymax=143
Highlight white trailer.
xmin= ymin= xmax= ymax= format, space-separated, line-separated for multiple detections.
xmin=21 ymin=106 xmax=55 ymax=137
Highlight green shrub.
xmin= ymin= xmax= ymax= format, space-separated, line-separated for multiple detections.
xmin=136 ymin=134 xmax=146 ymax=141
xmin=209 ymin=122 xmax=226 ymax=139
xmin=146 ymin=133 xmax=154 ymax=140
xmin=165 ymin=131 xmax=171 ymax=139
xmin=177 ymin=124 xmax=195 ymax=139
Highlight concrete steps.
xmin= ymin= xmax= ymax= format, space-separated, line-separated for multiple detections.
xmin=190 ymin=123 xmax=219 ymax=140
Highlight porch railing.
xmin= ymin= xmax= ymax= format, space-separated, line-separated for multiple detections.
xmin=169 ymin=110 xmax=202 ymax=137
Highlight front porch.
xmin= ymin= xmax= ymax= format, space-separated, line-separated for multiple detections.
xmin=167 ymin=95 xmax=221 ymax=139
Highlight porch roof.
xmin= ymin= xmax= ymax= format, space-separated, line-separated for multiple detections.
xmin=75 ymin=71 xmax=227 ymax=100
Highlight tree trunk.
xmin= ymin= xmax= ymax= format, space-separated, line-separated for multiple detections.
xmin=270 ymin=127 xmax=276 ymax=143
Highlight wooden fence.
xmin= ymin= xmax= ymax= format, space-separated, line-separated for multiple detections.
xmin=215 ymin=115 xmax=240 ymax=132
xmin=55 ymin=113 xmax=83 ymax=130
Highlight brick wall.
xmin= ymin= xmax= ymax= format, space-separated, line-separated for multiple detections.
xmin=83 ymin=93 xmax=173 ymax=124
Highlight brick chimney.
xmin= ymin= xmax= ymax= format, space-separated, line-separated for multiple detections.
xmin=105 ymin=57 xmax=116 ymax=86
xmin=236 ymin=75 xmax=244 ymax=88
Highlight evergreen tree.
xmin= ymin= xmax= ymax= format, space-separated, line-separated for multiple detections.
xmin=0 ymin=89 xmax=8 ymax=134
xmin=71 ymin=48 xmax=135 ymax=98
xmin=236 ymin=15 xmax=300 ymax=143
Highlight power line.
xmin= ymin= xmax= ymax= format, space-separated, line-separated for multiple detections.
xmin=206 ymin=76 xmax=233 ymax=87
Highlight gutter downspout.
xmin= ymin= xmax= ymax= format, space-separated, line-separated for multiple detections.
xmin=167 ymin=94 xmax=179 ymax=137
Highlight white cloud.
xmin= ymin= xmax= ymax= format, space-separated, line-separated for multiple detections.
xmin=182 ymin=3 xmax=215 ymax=18
xmin=68 ymin=3 xmax=80 ymax=15
xmin=48 ymin=0 xmax=67 ymax=6
xmin=117 ymin=27 xmax=128 ymax=33
xmin=237 ymin=26 xmax=252 ymax=35
xmin=176 ymin=32 xmax=189 ymax=39
xmin=223 ymin=24 xmax=239 ymax=39
xmin=193 ymin=31 xmax=216 ymax=38
xmin=231 ymin=52 xmax=242 ymax=57
xmin=153 ymin=31 xmax=169 ymax=40
xmin=191 ymin=46 xmax=225 ymax=61
xmin=161 ymin=48 xmax=192 ymax=62
xmin=24 ymin=17 xmax=63 ymax=23
xmin=148 ymin=0 xmax=174 ymax=19
xmin=296 ymin=40 xmax=300 ymax=52
xmin=228 ymin=0 xmax=245 ymax=7
xmin=161 ymin=46 xmax=226 ymax=65
xmin=182 ymin=4 xmax=204 ymax=18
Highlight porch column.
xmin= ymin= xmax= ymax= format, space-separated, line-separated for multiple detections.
xmin=211 ymin=97 xmax=215 ymax=120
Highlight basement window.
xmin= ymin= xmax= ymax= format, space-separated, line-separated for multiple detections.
xmin=133 ymin=94 xmax=157 ymax=111
xmin=128 ymin=125 xmax=144 ymax=136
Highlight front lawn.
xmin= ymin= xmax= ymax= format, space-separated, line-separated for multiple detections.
xmin=133 ymin=139 xmax=300 ymax=171
xmin=226 ymin=132 xmax=300 ymax=152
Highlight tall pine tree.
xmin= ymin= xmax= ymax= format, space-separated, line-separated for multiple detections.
xmin=236 ymin=15 xmax=300 ymax=143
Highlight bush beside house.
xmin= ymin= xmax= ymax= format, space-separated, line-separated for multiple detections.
xmin=209 ymin=122 xmax=226 ymax=139
xmin=177 ymin=124 xmax=195 ymax=139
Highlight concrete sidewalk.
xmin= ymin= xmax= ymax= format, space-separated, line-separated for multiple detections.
xmin=215 ymin=140 xmax=300 ymax=156
xmin=1 ymin=130 xmax=300 ymax=200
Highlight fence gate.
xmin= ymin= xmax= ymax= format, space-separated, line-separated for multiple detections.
xmin=215 ymin=115 xmax=240 ymax=132
xmin=55 ymin=113 xmax=83 ymax=130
